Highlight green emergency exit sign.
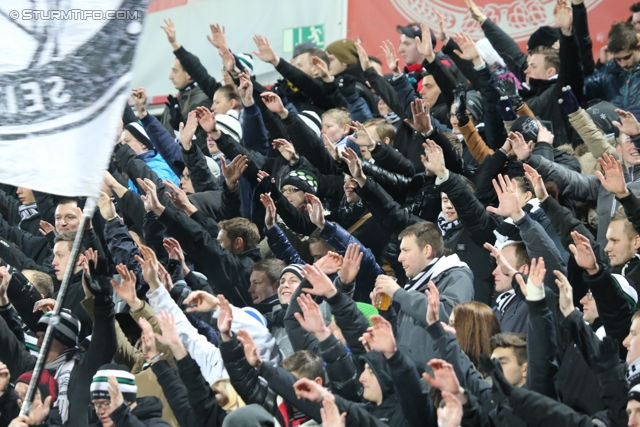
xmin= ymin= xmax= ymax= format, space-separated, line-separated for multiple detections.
xmin=282 ymin=24 xmax=325 ymax=53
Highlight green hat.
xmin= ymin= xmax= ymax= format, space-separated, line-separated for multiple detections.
xmin=355 ymin=302 xmax=379 ymax=326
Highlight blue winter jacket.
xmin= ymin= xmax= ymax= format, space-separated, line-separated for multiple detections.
xmin=584 ymin=60 xmax=640 ymax=119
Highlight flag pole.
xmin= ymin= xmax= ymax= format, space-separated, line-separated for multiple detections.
xmin=19 ymin=197 xmax=97 ymax=417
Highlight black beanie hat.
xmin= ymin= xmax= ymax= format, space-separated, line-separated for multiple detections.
xmin=124 ymin=122 xmax=154 ymax=150
xmin=510 ymin=116 xmax=539 ymax=143
xmin=465 ymin=91 xmax=483 ymax=122
xmin=281 ymin=170 xmax=319 ymax=195
xmin=527 ymin=26 xmax=560 ymax=52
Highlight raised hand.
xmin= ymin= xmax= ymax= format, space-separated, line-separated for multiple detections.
xmin=294 ymin=378 xmax=331 ymax=402
xmin=221 ymin=154 xmax=249 ymax=190
xmin=508 ymin=131 xmax=532 ymax=161
xmin=554 ymin=270 xmax=575 ymax=317
xmin=569 ymin=231 xmax=599 ymax=274
xmin=315 ymin=251 xmax=344 ymax=276
xmin=111 ymin=264 xmax=142 ymax=310
xmin=381 ymin=40 xmax=400 ymax=75
xmin=338 ymin=243 xmax=363 ymax=285
xmin=218 ymin=42 xmax=240 ymax=75
xmin=341 ymin=148 xmax=366 ymax=186
xmin=522 ymin=164 xmax=549 ymax=201
xmin=237 ymin=72 xmax=254 ymax=107
xmin=306 ymin=193 xmax=326 ymax=230
xmin=154 ymin=310 xmax=184 ymax=355
xmin=130 ymin=87 xmax=148 ymax=119
xmin=595 ymin=153 xmax=629 ymax=198
xmin=0 ymin=362 xmax=8 ymax=394
xmin=134 ymin=245 xmax=161 ymax=290
xmin=237 ymin=329 xmax=263 ymax=368
xmin=320 ymin=394 xmax=347 ymax=427
xmin=612 ymin=108 xmax=640 ymax=137
xmin=0 ymin=267 xmax=11 ymax=306
xmin=138 ymin=317 xmax=159 ymax=360
xmin=355 ymin=43 xmax=371 ymax=71
xmin=137 ymin=178 xmax=164 ymax=215
xmin=206 ymin=23 xmax=226 ymax=49
xmin=323 ymin=134 xmax=340 ymax=162
xmin=25 ymin=390 xmax=52 ymax=426
xmin=416 ymin=23 xmax=435 ymax=62
xmin=311 ymin=56 xmax=332 ymax=83
xmin=195 ymin=106 xmax=218 ymax=134
xmin=294 ymin=293 xmax=331 ymax=339
xmin=435 ymin=10 xmax=450 ymax=45
xmin=359 ymin=315 xmax=397 ymax=358
xmin=183 ymin=290 xmax=220 ymax=313
xmin=483 ymin=242 xmax=518 ymax=278
xmin=514 ymin=257 xmax=545 ymax=299
xmin=160 ymin=18 xmax=180 ymax=50
xmin=107 ymin=376 xmax=125 ymax=412
xmin=260 ymin=92 xmax=288 ymax=118
xmin=349 ymin=121 xmax=376 ymax=151
xmin=554 ymin=0 xmax=573 ymax=36
xmin=158 ymin=263 xmax=174 ymax=293
xmin=33 ymin=298 xmax=56 ymax=313
xmin=438 ymin=391 xmax=464 ymax=427
xmin=423 ymin=359 xmax=465 ymax=399
xmin=164 ymin=179 xmax=197 ymax=215
xmin=421 ymin=139 xmax=446 ymax=178
xmin=39 ymin=220 xmax=55 ymax=236
xmin=163 ymin=237 xmax=189 ymax=274
xmin=486 ymin=174 xmax=525 ymax=221
xmin=452 ymin=32 xmax=481 ymax=65
xmin=465 ymin=0 xmax=486 ymax=23
xmin=537 ymin=121 xmax=555 ymax=145
xmin=252 ymin=34 xmax=279 ymax=66
xmin=259 ymin=193 xmax=277 ymax=229
xmin=404 ymin=98 xmax=432 ymax=134
xmin=301 ymin=264 xmax=338 ymax=298
xmin=272 ymin=138 xmax=297 ymax=163
xmin=424 ymin=280 xmax=440 ymax=325
xmin=178 ymin=111 xmax=198 ymax=150
xmin=217 ymin=294 xmax=233 ymax=341
xmin=98 ymin=191 xmax=117 ymax=221
xmin=373 ymin=275 xmax=401 ymax=299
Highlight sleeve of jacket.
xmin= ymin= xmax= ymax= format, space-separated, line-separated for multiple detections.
xmin=157 ymin=207 xmax=252 ymax=307
xmin=218 ymin=182 xmax=243 ymax=221
xmin=181 ymin=144 xmax=220 ymax=193
xmin=103 ymin=217 xmax=144 ymax=287
xmin=282 ymin=112 xmax=338 ymax=176
xmin=363 ymin=68 xmax=409 ymax=120
xmin=325 ymin=286 xmax=371 ymax=357
xmin=173 ymin=46 xmax=220 ymax=100
xmin=557 ymin=31 xmax=584 ymax=104
xmin=151 ymin=359 xmax=197 ymax=427
xmin=369 ymin=141 xmax=416 ymax=177
xmin=461 ymin=391 xmax=494 ymax=427
xmin=585 ymin=264 xmax=634 ymax=348
xmin=431 ymin=126 xmax=466 ymax=176
xmin=442 ymin=39 xmax=481 ymax=90
xmin=437 ymin=172 xmax=500 ymax=246
xmin=179 ymin=353 xmax=227 ymax=427
xmin=215 ymin=132 xmax=266 ymax=182
xmin=480 ymin=18 xmax=529 ymax=82
xmin=356 ymin=177 xmax=423 ymax=235
xmin=265 ymin=224 xmax=307 ymax=266
xmin=108 ymin=402 xmax=160 ymax=427
xmin=475 ymin=64 xmax=508 ymax=150
xmin=427 ymin=321 xmax=493 ymax=404
xmin=140 ymin=113 xmax=183 ymax=178
xmin=0 ymin=189 xmax=21 ymax=225
xmin=568 ymin=109 xmax=618 ymax=160
xmin=560 ymin=308 xmax=602 ymax=372
xmin=597 ymin=362 xmax=628 ymax=427
xmin=6 ymin=270 xmax=45 ymax=332
xmin=275 ymin=60 xmax=347 ymax=110
xmin=0 ymin=315 xmax=35 ymax=378
xmin=386 ymin=350 xmax=437 ymax=427
xmin=571 ymin=3 xmax=595 ymax=77
xmin=0 ymin=236 xmax=48 ymax=273
xmin=219 ymin=335 xmax=278 ymax=413
xmin=117 ymin=189 xmax=147 ymax=233
xmin=258 ymin=362 xmax=323 ymax=423
xmin=333 ymin=395 xmax=390 ymax=427
xmin=0 ymin=304 xmax=25 ymax=345
xmin=424 ymin=58 xmax=458 ymax=108
xmin=507 ymin=386 xmax=595 ymax=427
xmin=147 ymin=286 xmax=227 ymax=385
xmin=360 ymin=163 xmax=412 ymax=201
xmin=319 ymin=221 xmax=384 ymax=296
xmin=459 ymin=121 xmax=494 ymax=163
xmin=617 ymin=192 xmax=640 ymax=235
xmin=273 ymin=193 xmax=317 ymax=236
xmin=32 ymin=191 xmax=57 ymax=226
xmin=0 ymin=215 xmax=51 ymax=265
xmin=524 ymin=298 xmax=559 ymax=400
xmin=473 ymin=149 xmax=510 ymax=206
xmin=584 ymin=66 xmax=607 ymax=102
xmin=527 ymin=154 xmax=600 ymax=203
xmin=514 ymin=213 xmax=567 ymax=292
xmin=316 ymin=334 xmax=363 ymax=401
xmin=242 ymin=103 xmax=270 ymax=156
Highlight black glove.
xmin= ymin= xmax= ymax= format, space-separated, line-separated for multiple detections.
xmin=498 ymin=76 xmax=523 ymax=110
xmin=337 ymin=75 xmax=357 ymax=98
xmin=456 ymin=92 xmax=470 ymax=127
xmin=256 ymin=174 xmax=282 ymax=201
xmin=479 ymin=353 xmax=514 ymax=397
xmin=165 ymin=95 xmax=185 ymax=131
xmin=587 ymin=336 xmax=620 ymax=374
xmin=84 ymin=257 xmax=112 ymax=304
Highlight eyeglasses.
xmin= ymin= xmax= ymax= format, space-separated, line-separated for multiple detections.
xmin=92 ymin=401 xmax=111 ymax=410
xmin=282 ymin=187 xmax=302 ymax=195
xmin=585 ymin=291 xmax=593 ymax=301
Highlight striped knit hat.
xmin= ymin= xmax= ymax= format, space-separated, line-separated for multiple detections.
xmin=35 ymin=309 xmax=81 ymax=348
xmin=24 ymin=333 xmax=39 ymax=356
xmin=216 ymin=110 xmax=243 ymax=143
xmin=280 ymin=264 xmax=304 ymax=281
xmin=123 ymin=121 xmax=153 ymax=150
xmin=91 ymin=364 xmax=137 ymax=402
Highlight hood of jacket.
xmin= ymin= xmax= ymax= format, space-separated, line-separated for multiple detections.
xmin=131 ymin=396 xmax=165 ymax=421
xmin=359 ymin=351 xmax=395 ymax=400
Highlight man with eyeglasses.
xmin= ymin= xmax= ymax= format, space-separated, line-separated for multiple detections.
xmin=585 ymin=22 xmax=640 ymax=119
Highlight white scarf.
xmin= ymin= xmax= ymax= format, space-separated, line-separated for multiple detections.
xmin=46 ymin=349 xmax=77 ymax=423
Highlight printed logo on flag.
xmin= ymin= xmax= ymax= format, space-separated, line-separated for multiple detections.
xmin=0 ymin=0 xmax=145 ymax=140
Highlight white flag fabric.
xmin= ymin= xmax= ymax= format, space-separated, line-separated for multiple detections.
xmin=0 ymin=0 xmax=148 ymax=197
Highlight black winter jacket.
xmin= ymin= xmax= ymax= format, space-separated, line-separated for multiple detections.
xmin=89 ymin=396 xmax=171 ymax=427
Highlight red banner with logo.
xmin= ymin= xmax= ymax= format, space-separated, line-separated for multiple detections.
xmin=347 ymin=0 xmax=630 ymax=72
